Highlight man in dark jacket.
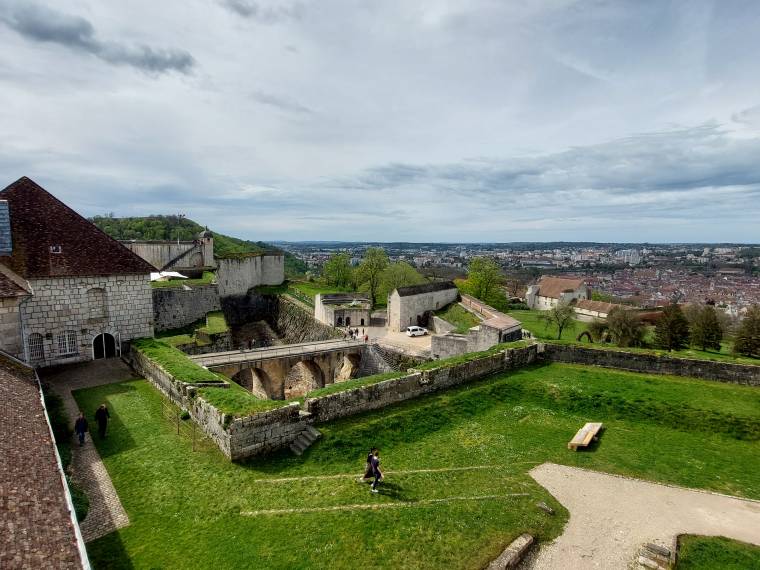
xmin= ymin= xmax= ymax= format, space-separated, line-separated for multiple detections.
xmin=74 ymin=412 xmax=88 ymax=446
xmin=95 ymin=403 xmax=110 ymax=438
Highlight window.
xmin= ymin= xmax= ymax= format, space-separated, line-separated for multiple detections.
xmin=57 ymin=330 xmax=78 ymax=356
xmin=28 ymin=333 xmax=44 ymax=362
xmin=49 ymin=245 xmax=62 ymax=254
xmin=87 ymin=287 xmax=107 ymax=319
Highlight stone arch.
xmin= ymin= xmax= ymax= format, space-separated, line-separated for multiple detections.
xmin=336 ymin=353 xmax=361 ymax=382
xmin=576 ymin=330 xmax=593 ymax=343
xmin=283 ymin=360 xmax=324 ymax=399
xmin=337 ymin=316 xmax=343 ymax=326
xmin=233 ymin=367 xmax=280 ymax=399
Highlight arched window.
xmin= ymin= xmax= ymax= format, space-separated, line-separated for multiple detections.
xmin=88 ymin=288 xmax=107 ymax=319
xmin=57 ymin=330 xmax=78 ymax=356
xmin=28 ymin=333 xmax=44 ymax=362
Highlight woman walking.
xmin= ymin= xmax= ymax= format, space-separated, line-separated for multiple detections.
xmin=370 ymin=449 xmax=383 ymax=493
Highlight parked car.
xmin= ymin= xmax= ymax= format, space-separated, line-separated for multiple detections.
xmin=406 ymin=326 xmax=428 ymax=337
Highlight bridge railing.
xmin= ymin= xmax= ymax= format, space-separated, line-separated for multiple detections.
xmin=193 ymin=338 xmax=367 ymax=367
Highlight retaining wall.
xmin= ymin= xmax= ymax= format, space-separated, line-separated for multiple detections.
xmin=542 ymin=344 xmax=760 ymax=386
xmin=152 ymin=285 xmax=221 ymax=332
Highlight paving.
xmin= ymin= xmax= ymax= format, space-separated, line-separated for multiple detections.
xmin=44 ymin=359 xmax=136 ymax=543
xmin=523 ymin=462 xmax=760 ymax=569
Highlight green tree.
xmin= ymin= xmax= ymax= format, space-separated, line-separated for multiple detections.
xmin=539 ymin=302 xmax=576 ymax=340
xmin=322 ymin=253 xmax=354 ymax=289
xmin=606 ymin=308 xmax=644 ymax=348
xmin=380 ymin=261 xmax=425 ymax=299
xmin=654 ymin=303 xmax=690 ymax=351
xmin=355 ymin=247 xmax=389 ymax=306
xmin=468 ymin=257 xmax=501 ymax=301
xmin=690 ymin=305 xmax=724 ymax=351
xmin=734 ymin=305 xmax=760 ymax=358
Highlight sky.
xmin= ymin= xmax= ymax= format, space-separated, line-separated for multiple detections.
xmin=1 ymin=0 xmax=759 ymax=243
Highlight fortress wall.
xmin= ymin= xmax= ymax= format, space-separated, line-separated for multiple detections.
xmin=542 ymin=344 xmax=760 ymax=385
xmin=261 ymin=255 xmax=285 ymax=285
xmin=216 ymin=255 xmax=284 ymax=297
xmin=152 ymin=284 xmax=221 ymax=332
xmin=122 ymin=241 xmax=194 ymax=270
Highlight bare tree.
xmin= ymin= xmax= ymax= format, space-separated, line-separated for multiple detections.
xmin=539 ymin=302 xmax=576 ymax=340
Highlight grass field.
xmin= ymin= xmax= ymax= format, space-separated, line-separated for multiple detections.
xmin=677 ymin=536 xmax=760 ymax=569
xmin=436 ymin=303 xmax=481 ymax=333
xmin=75 ymin=362 xmax=760 ymax=569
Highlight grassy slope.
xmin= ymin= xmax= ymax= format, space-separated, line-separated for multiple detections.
xmin=677 ymin=536 xmax=760 ymax=569
xmin=132 ymin=338 xmax=223 ymax=383
xmin=198 ymin=381 xmax=289 ymax=415
xmin=436 ymin=303 xmax=481 ymax=333
xmin=77 ymin=363 xmax=760 ymax=569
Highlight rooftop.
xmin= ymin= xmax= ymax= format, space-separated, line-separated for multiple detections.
xmin=396 ymin=281 xmax=457 ymax=297
xmin=535 ymin=276 xmax=586 ymax=299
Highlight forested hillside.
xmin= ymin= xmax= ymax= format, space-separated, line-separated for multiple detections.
xmin=91 ymin=215 xmax=306 ymax=277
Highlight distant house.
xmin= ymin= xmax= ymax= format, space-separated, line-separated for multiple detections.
xmin=315 ymin=293 xmax=371 ymax=328
xmin=0 ymin=177 xmax=155 ymax=367
xmin=387 ymin=281 xmax=459 ymax=332
xmin=573 ymin=299 xmax=629 ymax=321
xmin=526 ymin=276 xmax=589 ymax=310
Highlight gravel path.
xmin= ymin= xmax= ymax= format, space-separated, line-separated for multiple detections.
xmin=524 ymin=463 xmax=760 ymax=569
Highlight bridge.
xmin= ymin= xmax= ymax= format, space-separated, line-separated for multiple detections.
xmin=191 ymin=339 xmax=367 ymax=400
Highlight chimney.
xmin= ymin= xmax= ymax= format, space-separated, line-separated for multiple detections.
xmin=0 ymin=200 xmax=11 ymax=255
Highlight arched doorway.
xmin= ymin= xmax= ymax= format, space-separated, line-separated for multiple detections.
xmin=283 ymin=360 xmax=324 ymax=399
xmin=93 ymin=333 xmax=117 ymax=359
xmin=345 ymin=317 xmax=351 ymax=326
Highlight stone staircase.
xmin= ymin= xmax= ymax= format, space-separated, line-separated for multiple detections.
xmin=290 ymin=425 xmax=322 ymax=456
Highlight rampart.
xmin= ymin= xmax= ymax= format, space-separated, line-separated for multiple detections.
xmin=216 ymin=254 xmax=284 ymax=298
xmin=152 ymin=285 xmax=221 ymax=332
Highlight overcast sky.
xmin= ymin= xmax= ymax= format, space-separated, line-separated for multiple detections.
xmin=1 ymin=0 xmax=759 ymax=243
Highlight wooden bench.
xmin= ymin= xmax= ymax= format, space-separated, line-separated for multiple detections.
xmin=568 ymin=422 xmax=604 ymax=451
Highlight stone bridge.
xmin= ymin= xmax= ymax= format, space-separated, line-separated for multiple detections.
xmin=190 ymin=339 xmax=367 ymax=400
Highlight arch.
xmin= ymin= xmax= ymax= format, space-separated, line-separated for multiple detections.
xmin=189 ymin=252 xmax=204 ymax=267
xmin=336 ymin=353 xmax=361 ymax=382
xmin=360 ymin=318 xmax=365 ymax=327
xmin=87 ymin=287 xmax=107 ymax=320
xmin=93 ymin=332 xmax=117 ymax=359
xmin=336 ymin=316 xmax=343 ymax=326
xmin=233 ymin=367 xmax=279 ymax=399
xmin=576 ymin=330 xmax=593 ymax=343
xmin=283 ymin=360 xmax=324 ymax=399
xmin=28 ymin=333 xmax=45 ymax=362
xmin=345 ymin=317 xmax=351 ymax=326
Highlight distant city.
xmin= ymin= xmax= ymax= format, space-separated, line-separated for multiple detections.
xmin=276 ymin=242 xmax=760 ymax=316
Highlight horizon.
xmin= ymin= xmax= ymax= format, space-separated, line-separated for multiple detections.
xmin=2 ymin=2 xmax=760 ymax=242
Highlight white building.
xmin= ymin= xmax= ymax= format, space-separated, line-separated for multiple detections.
xmin=526 ymin=276 xmax=590 ymax=310
xmin=387 ymin=281 xmax=459 ymax=332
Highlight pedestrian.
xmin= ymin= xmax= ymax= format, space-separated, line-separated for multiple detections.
xmin=364 ymin=334 xmax=369 ymax=343
xmin=359 ymin=447 xmax=377 ymax=483
xmin=370 ymin=449 xmax=383 ymax=493
xmin=95 ymin=403 xmax=110 ymax=438
xmin=74 ymin=412 xmax=88 ymax=447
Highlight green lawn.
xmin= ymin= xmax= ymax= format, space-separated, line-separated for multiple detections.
xmin=677 ymin=536 xmax=760 ymax=569
xmin=436 ymin=303 xmax=481 ymax=333
xmin=197 ymin=311 xmax=228 ymax=335
xmin=132 ymin=338 xmax=224 ymax=383
xmin=507 ymin=309 xmax=587 ymax=341
xmin=76 ymin=363 xmax=760 ymax=569
xmin=197 ymin=382 xmax=290 ymax=415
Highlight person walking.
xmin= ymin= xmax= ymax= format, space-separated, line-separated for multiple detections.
xmin=74 ymin=412 xmax=88 ymax=447
xmin=95 ymin=403 xmax=110 ymax=438
xmin=360 ymin=447 xmax=377 ymax=483
xmin=370 ymin=449 xmax=383 ymax=493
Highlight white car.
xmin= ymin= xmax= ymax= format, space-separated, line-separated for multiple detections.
xmin=406 ymin=326 xmax=428 ymax=337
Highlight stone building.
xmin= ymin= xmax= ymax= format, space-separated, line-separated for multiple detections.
xmin=120 ymin=229 xmax=215 ymax=274
xmin=387 ymin=281 xmax=459 ymax=332
xmin=314 ymin=293 xmax=371 ymax=327
xmin=573 ymin=299 xmax=628 ymax=321
xmin=0 ymin=177 xmax=155 ymax=367
xmin=526 ymin=276 xmax=589 ymax=310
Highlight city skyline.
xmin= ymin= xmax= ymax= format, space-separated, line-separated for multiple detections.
xmin=1 ymin=1 xmax=760 ymax=242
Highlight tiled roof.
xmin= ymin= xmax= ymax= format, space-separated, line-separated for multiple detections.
xmin=0 ymin=177 xmax=156 ymax=278
xmin=575 ymin=299 xmax=627 ymax=314
xmin=0 ymin=270 xmax=28 ymax=297
xmin=396 ymin=281 xmax=457 ymax=297
xmin=0 ymin=354 xmax=85 ymax=569
xmin=536 ymin=276 xmax=586 ymax=299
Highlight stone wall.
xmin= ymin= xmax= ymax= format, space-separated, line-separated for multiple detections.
xmin=22 ymin=275 xmax=153 ymax=367
xmin=542 ymin=344 xmax=760 ymax=385
xmin=173 ymin=331 xmax=232 ymax=355
xmin=0 ymin=296 xmax=24 ymax=359
xmin=216 ymin=255 xmax=284 ymax=298
xmin=388 ymin=287 xmax=460 ymax=332
xmin=305 ymin=344 xmax=540 ymax=423
xmin=228 ymin=404 xmax=308 ymax=459
xmin=152 ymin=284 xmax=221 ymax=332
xmin=121 ymin=240 xmax=214 ymax=271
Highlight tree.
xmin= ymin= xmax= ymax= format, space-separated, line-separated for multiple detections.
xmin=355 ymin=247 xmax=389 ymax=306
xmin=654 ymin=303 xmax=690 ymax=351
xmin=380 ymin=261 xmax=425 ymax=299
xmin=734 ymin=305 xmax=760 ymax=358
xmin=468 ymin=257 xmax=501 ymax=301
xmin=539 ymin=302 xmax=576 ymax=340
xmin=689 ymin=305 xmax=724 ymax=351
xmin=606 ymin=308 xmax=644 ymax=348
xmin=587 ymin=319 xmax=608 ymax=342
xmin=322 ymin=253 xmax=354 ymax=289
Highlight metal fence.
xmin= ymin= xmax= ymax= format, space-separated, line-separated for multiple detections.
xmin=160 ymin=398 xmax=214 ymax=452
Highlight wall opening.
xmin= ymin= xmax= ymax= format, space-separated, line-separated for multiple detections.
xmin=93 ymin=332 xmax=117 ymax=359
xmin=336 ymin=353 xmax=361 ymax=381
xmin=28 ymin=333 xmax=44 ymax=362
xmin=284 ymin=360 xmax=324 ymax=399
xmin=233 ymin=367 xmax=279 ymax=399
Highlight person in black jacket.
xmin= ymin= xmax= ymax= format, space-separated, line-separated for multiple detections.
xmin=94 ymin=403 xmax=110 ymax=438
xmin=74 ymin=412 xmax=88 ymax=446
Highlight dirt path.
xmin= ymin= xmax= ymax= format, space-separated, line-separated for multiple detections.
xmin=524 ymin=463 xmax=760 ymax=569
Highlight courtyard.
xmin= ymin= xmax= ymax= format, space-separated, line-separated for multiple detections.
xmin=73 ymin=363 xmax=760 ymax=569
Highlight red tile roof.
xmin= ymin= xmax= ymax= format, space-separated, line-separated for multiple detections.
xmin=0 ymin=270 xmax=28 ymax=297
xmin=0 ymin=354 xmax=85 ymax=569
xmin=536 ymin=276 xmax=586 ymax=299
xmin=0 ymin=177 xmax=156 ymax=278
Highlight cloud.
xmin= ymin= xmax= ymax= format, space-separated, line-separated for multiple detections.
xmin=220 ymin=0 xmax=302 ymax=22
xmin=0 ymin=2 xmax=195 ymax=74
xmin=250 ymin=91 xmax=314 ymax=114
xmin=732 ymin=105 xmax=760 ymax=128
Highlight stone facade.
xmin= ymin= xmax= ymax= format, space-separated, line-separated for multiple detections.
xmin=314 ymin=293 xmax=372 ymax=328
xmin=0 ymin=296 xmax=24 ymax=357
xmin=152 ymin=284 xmax=221 ymax=332
xmin=542 ymin=344 xmax=760 ymax=385
xmin=121 ymin=233 xmax=215 ymax=271
xmin=216 ymin=254 xmax=284 ymax=298
xmin=21 ymin=275 xmax=153 ymax=367
xmin=387 ymin=285 xmax=459 ymax=332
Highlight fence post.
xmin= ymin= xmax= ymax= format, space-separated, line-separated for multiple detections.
xmin=176 ymin=410 xmax=180 ymax=435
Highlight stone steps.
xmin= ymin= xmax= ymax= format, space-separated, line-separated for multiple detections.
xmin=289 ymin=425 xmax=322 ymax=456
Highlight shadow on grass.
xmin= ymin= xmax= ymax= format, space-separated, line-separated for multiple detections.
xmin=86 ymin=530 xmax=135 ymax=570
xmin=73 ymin=382 xmax=139 ymax=459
